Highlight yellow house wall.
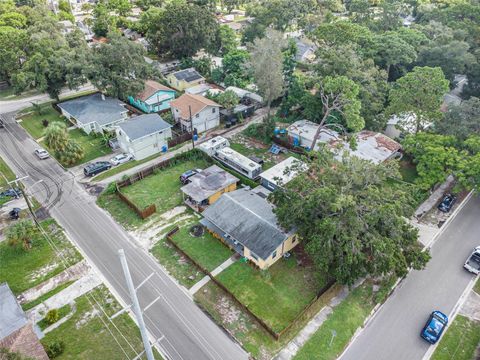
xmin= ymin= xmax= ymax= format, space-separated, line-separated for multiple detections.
xmin=207 ymin=183 xmax=237 ymax=205
xmin=243 ymin=234 xmax=299 ymax=270
xmin=166 ymin=75 xmax=204 ymax=91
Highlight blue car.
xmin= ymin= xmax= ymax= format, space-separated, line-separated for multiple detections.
xmin=421 ymin=311 xmax=448 ymax=344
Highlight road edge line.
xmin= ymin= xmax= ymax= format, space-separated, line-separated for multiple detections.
xmin=421 ymin=276 xmax=477 ymax=360
xmin=338 ymin=191 xmax=475 ymax=360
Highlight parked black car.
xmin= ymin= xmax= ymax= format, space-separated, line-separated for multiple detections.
xmin=83 ymin=161 xmax=112 ymax=177
xmin=0 ymin=188 xmax=22 ymax=199
xmin=9 ymin=207 xmax=21 ymax=220
xmin=438 ymin=194 xmax=457 ymax=213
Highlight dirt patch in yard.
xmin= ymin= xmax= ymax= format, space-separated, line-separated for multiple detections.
xmin=420 ymin=189 xmax=469 ymax=227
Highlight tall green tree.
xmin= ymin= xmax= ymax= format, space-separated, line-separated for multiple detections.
xmin=435 ymin=97 xmax=480 ymax=140
xmin=306 ymin=76 xmax=364 ymax=150
xmin=386 ymin=66 xmax=449 ymax=133
xmin=249 ymin=29 xmax=285 ymax=115
xmin=272 ymin=151 xmax=429 ymax=285
xmin=87 ymin=34 xmax=152 ymax=100
xmin=0 ymin=26 xmax=27 ymax=83
xmin=145 ymin=1 xmax=218 ymax=58
xmin=44 ymin=122 xmax=69 ymax=152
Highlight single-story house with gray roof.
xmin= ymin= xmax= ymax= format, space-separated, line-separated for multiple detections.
xmin=181 ymin=165 xmax=239 ymax=212
xmin=116 ymin=113 xmax=172 ymax=160
xmin=57 ymin=93 xmax=128 ymax=134
xmin=200 ymin=187 xmax=298 ymax=269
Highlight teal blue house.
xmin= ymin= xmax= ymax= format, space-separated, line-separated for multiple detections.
xmin=128 ymin=80 xmax=176 ymax=113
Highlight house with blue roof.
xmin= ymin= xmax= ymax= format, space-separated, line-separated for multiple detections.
xmin=116 ymin=113 xmax=173 ymax=160
xmin=57 ymin=93 xmax=128 ymax=134
xmin=128 ymin=80 xmax=176 ymax=113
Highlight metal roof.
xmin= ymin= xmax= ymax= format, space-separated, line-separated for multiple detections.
xmin=117 ymin=114 xmax=172 ymax=141
xmin=259 ymin=157 xmax=306 ymax=187
xmin=0 ymin=283 xmax=28 ymax=339
xmin=181 ymin=165 xmax=239 ymax=202
xmin=172 ymin=68 xmax=204 ymax=82
xmin=58 ymin=93 xmax=127 ymax=126
xmin=201 ymin=188 xmax=289 ymax=260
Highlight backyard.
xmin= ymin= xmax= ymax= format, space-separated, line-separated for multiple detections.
xmin=0 ymin=218 xmax=82 ymax=295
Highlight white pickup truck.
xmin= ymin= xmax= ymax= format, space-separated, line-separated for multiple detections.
xmin=464 ymin=247 xmax=480 ymax=275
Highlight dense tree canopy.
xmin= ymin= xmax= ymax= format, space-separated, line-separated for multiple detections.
xmin=272 ymin=151 xmax=430 ymax=285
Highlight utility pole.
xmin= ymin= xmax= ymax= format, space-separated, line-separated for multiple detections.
xmin=189 ymin=105 xmax=195 ymax=149
xmin=4 ymin=175 xmax=39 ymax=225
xmin=118 ymin=249 xmax=155 ymax=360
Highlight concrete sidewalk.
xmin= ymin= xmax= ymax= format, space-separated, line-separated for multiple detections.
xmin=189 ymin=255 xmax=238 ymax=295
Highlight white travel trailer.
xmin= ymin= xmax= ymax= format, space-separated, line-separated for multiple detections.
xmin=214 ymin=147 xmax=262 ymax=179
xmin=198 ymin=136 xmax=230 ymax=156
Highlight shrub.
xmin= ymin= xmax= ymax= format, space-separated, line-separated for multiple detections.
xmin=44 ymin=340 xmax=65 ymax=359
xmin=42 ymin=119 xmax=49 ymax=128
xmin=45 ymin=309 xmax=59 ymax=324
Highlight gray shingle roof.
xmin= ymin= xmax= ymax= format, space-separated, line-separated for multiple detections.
xmin=181 ymin=165 xmax=239 ymax=202
xmin=118 ymin=113 xmax=172 ymax=141
xmin=172 ymin=68 xmax=203 ymax=82
xmin=0 ymin=283 xmax=28 ymax=339
xmin=201 ymin=188 xmax=289 ymax=260
xmin=58 ymin=93 xmax=127 ymax=126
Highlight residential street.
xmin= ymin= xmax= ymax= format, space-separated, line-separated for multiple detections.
xmin=0 ymin=111 xmax=249 ymax=360
xmin=340 ymin=194 xmax=480 ymax=360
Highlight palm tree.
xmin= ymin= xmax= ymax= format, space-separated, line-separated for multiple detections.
xmin=5 ymin=219 xmax=37 ymax=251
xmin=44 ymin=122 xmax=68 ymax=152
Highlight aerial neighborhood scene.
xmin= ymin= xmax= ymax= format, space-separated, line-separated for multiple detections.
xmin=1 ymin=0 xmax=480 ymax=359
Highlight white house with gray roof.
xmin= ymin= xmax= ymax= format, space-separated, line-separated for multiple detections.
xmin=58 ymin=93 xmax=128 ymax=134
xmin=115 ymin=113 xmax=172 ymax=160
xmin=200 ymin=188 xmax=298 ymax=269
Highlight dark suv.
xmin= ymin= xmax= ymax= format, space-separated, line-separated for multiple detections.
xmin=83 ymin=161 xmax=112 ymax=177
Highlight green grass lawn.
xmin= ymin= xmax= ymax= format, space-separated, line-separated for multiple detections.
xmin=169 ymin=222 xmax=233 ymax=272
xmin=93 ymin=152 xmax=163 ymax=182
xmin=67 ymin=129 xmax=112 ymax=165
xmin=97 ymin=190 xmax=146 ymax=229
xmin=475 ymin=277 xmax=480 ymax=295
xmin=0 ymin=219 xmax=82 ymax=295
xmin=431 ymin=315 xmax=480 ymax=360
xmin=216 ymin=254 xmax=326 ymax=333
xmin=41 ymin=285 xmax=162 ymax=360
xmin=0 ymin=155 xmax=15 ymax=188
xmin=120 ymin=158 xmax=210 ymax=212
xmin=38 ymin=303 xmax=72 ymax=330
xmin=19 ymin=105 xmax=70 ymax=139
xmin=150 ymin=228 xmax=205 ymax=289
xmin=294 ymin=279 xmax=395 ymax=360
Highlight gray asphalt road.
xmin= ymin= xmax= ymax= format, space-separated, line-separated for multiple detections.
xmin=340 ymin=194 xmax=480 ymax=360
xmin=0 ymin=112 xmax=248 ymax=360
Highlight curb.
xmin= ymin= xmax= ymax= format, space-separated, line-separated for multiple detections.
xmin=338 ymin=191 xmax=475 ymax=360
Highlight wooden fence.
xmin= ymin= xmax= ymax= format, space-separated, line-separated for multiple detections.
xmin=116 ymin=184 xmax=156 ymax=219
xmin=168 ymin=132 xmax=192 ymax=148
xmin=166 ymin=226 xmax=335 ymax=341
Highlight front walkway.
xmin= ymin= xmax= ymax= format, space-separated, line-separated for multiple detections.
xmin=189 ymin=255 xmax=238 ymax=295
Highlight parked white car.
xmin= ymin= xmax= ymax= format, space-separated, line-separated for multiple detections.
xmin=34 ymin=148 xmax=49 ymax=160
xmin=464 ymin=246 xmax=480 ymax=275
xmin=110 ymin=153 xmax=133 ymax=166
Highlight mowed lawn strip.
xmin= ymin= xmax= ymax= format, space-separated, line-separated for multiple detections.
xmin=121 ymin=158 xmax=210 ymax=212
xmin=150 ymin=232 xmax=204 ymax=289
xmin=169 ymin=223 xmax=232 ymax=272
xmin=0 ymin=219 xmax=82 ymax=295
xmin=431 ymin=315 xmax=480 ymax=360
xmin=0 ymin=156 xmax=16 ymax=187
xmin=216 ymin=258 xmax=323 ymax=333
xmin=93 ymin=152 xmax=163 ymax=182
xmin=294 ymin=280 xmax=393 ymax=360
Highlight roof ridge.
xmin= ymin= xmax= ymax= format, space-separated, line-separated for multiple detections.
xmin=223 ymin=191 xmax=279 ymax=231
